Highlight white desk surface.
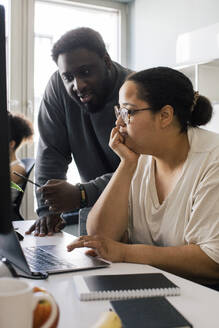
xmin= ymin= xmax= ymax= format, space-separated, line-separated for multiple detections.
xmin=14 ymin=220 xmax=219 ymax=328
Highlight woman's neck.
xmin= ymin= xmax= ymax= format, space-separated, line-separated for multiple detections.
xmin=10 ymin=151 xmax=17 ymax=163
xmin=154 ymin=131 xmax=190 ymax=173
xmin=153 ymin=131 xmax=190 ymax=204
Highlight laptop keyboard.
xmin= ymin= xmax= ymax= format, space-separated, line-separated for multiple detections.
xmin=24 ymin=246 xmax=75 ymax=272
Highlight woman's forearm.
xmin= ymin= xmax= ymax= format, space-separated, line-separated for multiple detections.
xmin=123 ymin=243 xmax=219 ymax=282
xmin=87 ymin=160 xmax=137 ymax=241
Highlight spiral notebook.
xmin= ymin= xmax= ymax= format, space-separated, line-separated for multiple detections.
xmin=111 ymin=297 xmax=193 ymax=328
xmin=73 ymin=273 xmax=180 ymax=301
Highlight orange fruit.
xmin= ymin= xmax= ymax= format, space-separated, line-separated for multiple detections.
xmin=32 ymin=287 xmax=59 ymax=328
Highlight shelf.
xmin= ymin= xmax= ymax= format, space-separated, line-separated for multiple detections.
xmin=176 ymin=59 xmax=219 ymax=133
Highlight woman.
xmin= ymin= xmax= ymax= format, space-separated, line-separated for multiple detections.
xmin=67 ymin=67 xmax=219 ymax=284
xmin=8 ymin=111 xmax=33 ymax=201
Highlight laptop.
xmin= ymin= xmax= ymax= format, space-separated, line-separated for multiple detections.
xmin=0 ymin=4 xmax=109 ymax=278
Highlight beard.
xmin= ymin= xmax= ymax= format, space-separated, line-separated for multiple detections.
xmin=83 ymin=100 xmax=105 ymax=114
xmin=82 ymin=69 xmax=111 ymax=114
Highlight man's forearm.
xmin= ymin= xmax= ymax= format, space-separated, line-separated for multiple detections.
xmin=123 ymin=243 xmax=219 ymax=282
xmin=82 ymin=173 xmax=113 ymax=207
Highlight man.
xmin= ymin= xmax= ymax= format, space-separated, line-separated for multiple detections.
xmin=26 ymin=27 xmax=131 ymax=236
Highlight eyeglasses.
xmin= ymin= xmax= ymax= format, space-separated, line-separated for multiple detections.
xmin=114 ymin=105 xmax=153 ymax=124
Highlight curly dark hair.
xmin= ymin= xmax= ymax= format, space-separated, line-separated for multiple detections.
xmin=51 ymin=27 xmax=107 ymax=63
xmin=8 ymin=111 xmax=33 ymax=150
xmin=127 ymin=67 xmax=213 ymax=132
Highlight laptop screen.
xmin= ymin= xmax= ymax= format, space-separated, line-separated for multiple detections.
xmin=0 ymin=4 xmax=12 ymax=234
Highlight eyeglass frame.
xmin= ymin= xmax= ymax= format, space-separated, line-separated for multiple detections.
xmin=114 ymin=105 xmax=153 ymax=124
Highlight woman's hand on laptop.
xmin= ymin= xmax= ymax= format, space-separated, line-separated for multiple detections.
xmin=25 ymin=214 xmax=65 ymax=236
xmin=67 ymin=235 xmax=127 ymax=263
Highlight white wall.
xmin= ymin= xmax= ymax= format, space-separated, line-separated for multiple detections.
xmin=128 ymin=0 xmax=219 ymax=70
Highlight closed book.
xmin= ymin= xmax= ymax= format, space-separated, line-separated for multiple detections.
xmin=111 ymin=297 xmax=193 ymax=328
xmin=73 ymin=273 xmax=180 ymax=301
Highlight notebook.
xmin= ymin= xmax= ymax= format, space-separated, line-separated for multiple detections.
xmin=73 ymin=273 xmax=180 ymax=301
xmin=0 ymin=6 xmax=109 ymax=279
xmin=111 ymin=297 xmax=193 ymax=328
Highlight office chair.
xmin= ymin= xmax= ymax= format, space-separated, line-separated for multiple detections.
xmin=11 ymin=158 xmax=35 ymax=221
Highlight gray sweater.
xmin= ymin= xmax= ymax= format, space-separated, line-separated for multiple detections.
xmin=35 ymin=62 xmax=132 ymax=217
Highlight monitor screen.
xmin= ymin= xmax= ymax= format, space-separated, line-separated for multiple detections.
xmin=0 ymin=6 xmax=34 ymax=276
xmin=0 ymin=4 xmax=13 ymax=233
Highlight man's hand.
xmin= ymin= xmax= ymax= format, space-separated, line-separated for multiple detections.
xmin=25 ymin=214 xmax=65 ymax=236
xmin=67 ymin=235 xmax=127 ymax=263
xmin=38 ymin=179 xmax=81 ymax=213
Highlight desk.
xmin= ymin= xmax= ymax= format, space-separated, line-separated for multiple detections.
xmin=14 ymin=220 xmax=219 ymax=328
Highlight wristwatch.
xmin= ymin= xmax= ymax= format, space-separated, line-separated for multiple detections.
xmin=76 ymin=183 xmax=88 ymax=208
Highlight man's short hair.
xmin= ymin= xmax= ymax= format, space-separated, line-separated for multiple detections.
xmin=52 ymin=27 xmax=107 ymax=63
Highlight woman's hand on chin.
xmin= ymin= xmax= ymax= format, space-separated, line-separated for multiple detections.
xmin=67 ymin=234 xmax=127 ymax=263
xmin=109 ymin=127 xmax=139 ymax=165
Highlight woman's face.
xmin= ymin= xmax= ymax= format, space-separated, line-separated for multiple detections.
xmin=117 ymin=80 xmax=160 ymax=155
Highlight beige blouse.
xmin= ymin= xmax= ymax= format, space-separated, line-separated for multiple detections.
xmin=128 ymin=127 xmax=219 ymax=264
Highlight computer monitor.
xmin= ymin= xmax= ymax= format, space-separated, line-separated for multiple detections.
xmin=0 ymin=4 xmax=12 ymax=234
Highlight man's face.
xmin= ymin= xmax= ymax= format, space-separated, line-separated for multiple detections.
xmin=58 ymin=48 xmax=111 ymax=113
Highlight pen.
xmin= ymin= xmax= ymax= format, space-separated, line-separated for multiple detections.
xmin=13 ymin=171 xmax=41 ymax=187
